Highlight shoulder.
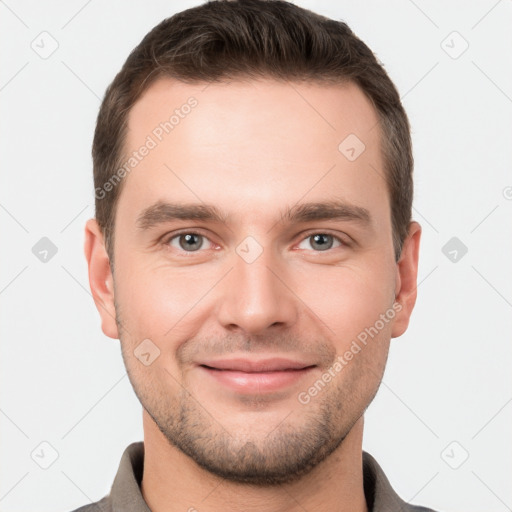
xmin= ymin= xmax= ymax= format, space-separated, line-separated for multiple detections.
xmin=66 ymin=495 xmax=110 ymax=512
xmin=406 ymin=505 xmax=441 ymax=512
xmin=362 ymin=451 xmax=441 ymax=512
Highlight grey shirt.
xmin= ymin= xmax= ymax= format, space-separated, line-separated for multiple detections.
xmin=70 ymin=442 xmax=439 ymax=512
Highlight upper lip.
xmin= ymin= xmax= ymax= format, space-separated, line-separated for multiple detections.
xmin=199 ymin=357 xmax=317 ymax=373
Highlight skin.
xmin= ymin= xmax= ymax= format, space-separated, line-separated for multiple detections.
xmin=85 ymin=77 xmax=421 ymax=512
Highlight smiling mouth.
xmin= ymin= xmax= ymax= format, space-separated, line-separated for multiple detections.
xmin=197 ymin=361 xmax=317 ymax=394
xmin=200 ymin=364 xmax=316 ymax=373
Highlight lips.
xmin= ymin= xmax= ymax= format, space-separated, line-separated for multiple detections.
xmin=197 ymin=357 xmax=317 ymax=394
xmin=198 ymin=357 xmax=316 ymax=373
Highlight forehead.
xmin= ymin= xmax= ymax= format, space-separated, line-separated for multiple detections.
xmin=118 ymin=77 xmax=388 ymax=228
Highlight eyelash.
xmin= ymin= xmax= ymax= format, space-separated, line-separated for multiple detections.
xmin=161 ymin=230 xmax=349 ymax=255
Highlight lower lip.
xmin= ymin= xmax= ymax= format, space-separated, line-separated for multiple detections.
xmin=199 ymin=366 xmax=315 ymax=394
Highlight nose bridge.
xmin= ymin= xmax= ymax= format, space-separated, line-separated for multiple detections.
xmin=216 ymin=239 xmax=298 ymax=333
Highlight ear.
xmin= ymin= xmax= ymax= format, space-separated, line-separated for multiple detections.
xmin=84 ymin=218 xmax=119 ymax=339
xmin=391 ymin=221 xmax=422 ymax=338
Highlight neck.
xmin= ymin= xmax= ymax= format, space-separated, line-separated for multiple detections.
xmin=141 ymin=411 xmax=368 ymax=512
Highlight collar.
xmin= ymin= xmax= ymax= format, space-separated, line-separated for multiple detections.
xmin=103 ymin=441 xmax=434 ymax=512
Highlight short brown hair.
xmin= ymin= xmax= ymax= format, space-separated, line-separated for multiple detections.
xmin=93 ymin=0 xmax=413 ymax=264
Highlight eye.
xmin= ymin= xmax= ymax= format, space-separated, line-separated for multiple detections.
xmin=163 ymin=231 xmax=346 ymax=254
xmin=166 ymin=232 xmax=214 ymax=252
xmin=297 ymin=233 xmax=343 ymax=252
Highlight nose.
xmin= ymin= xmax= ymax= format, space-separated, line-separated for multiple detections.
xmin=216 ymin=245 xmax=299 ymax=335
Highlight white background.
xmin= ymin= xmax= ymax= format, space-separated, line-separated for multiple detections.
xmin=1 ymin=1 xmax=511 ymax=511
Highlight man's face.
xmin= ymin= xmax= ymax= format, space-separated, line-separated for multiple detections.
xmin=87 ymin=78 xmax=420 ymax=485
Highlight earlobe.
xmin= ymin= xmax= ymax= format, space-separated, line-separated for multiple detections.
xmin=84 ymin=218 xmax=119 ymax=339
xmin=391 ymin=221 xmax=422 ymax=339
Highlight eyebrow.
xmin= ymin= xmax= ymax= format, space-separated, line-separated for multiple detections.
xmin=136 ymin=200 xmax=372 ymax=230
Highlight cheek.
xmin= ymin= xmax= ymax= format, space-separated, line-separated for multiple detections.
xmin=296 ymin=262 xmax=395 ymax=345
xmin=114 ymin=257 xmax=219 ymax=340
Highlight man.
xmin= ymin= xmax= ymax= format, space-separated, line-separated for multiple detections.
xmin=80 ymin=0 xmax=435 ymax=510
